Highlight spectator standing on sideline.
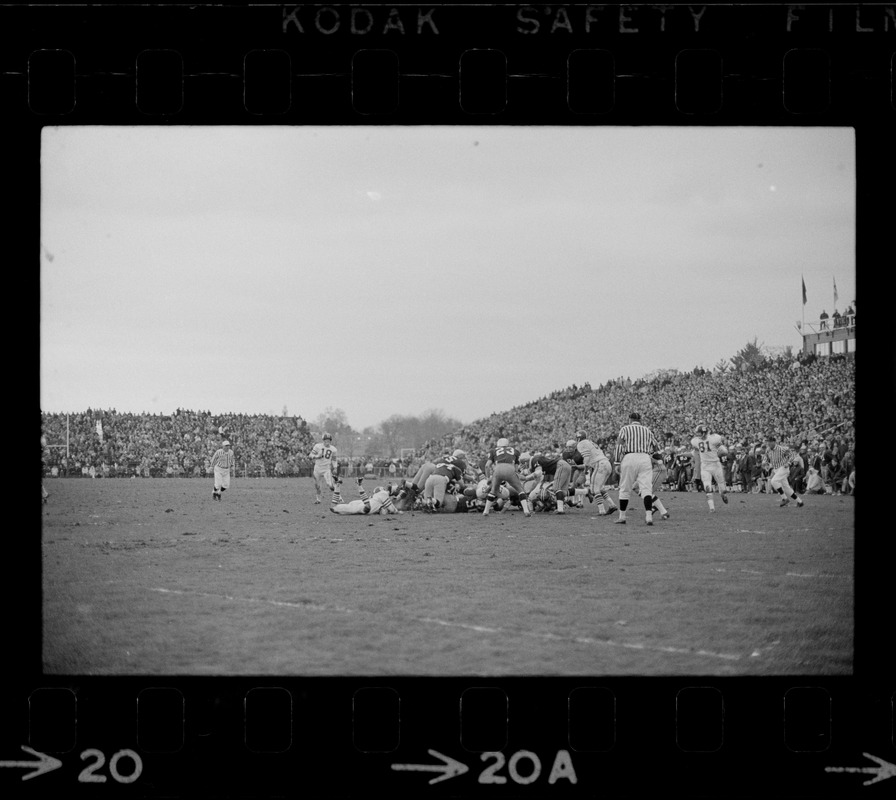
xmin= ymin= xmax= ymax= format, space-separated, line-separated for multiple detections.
xmin=673 ymin=447 xmax=692 ymax=492
xmin=790 ymin=447 xmax=807 ymax=494
xmin=613 ymin=412 xmax=662 ymax=526
xmin=211 ymin=440 xmax=235 ymax=501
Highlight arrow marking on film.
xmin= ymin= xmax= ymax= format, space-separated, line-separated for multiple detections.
xmin=0 ymin=746 xmax=63 ymax=781
xmin=825 ymin=753 xmax=896 ymax=786
xmin=391 ymin=749 xmax=469 ymax=784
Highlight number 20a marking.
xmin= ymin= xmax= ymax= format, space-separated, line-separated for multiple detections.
xmin=479 ymin=750 xmax=576 ymax=785
xmin=78 ymin=749 xmax=143 ymax=784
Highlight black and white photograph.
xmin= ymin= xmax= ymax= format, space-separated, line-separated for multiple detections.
xmin=40 ymin=125 xmax=855 ymax=676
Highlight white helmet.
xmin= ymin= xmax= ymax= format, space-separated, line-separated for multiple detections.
xmin=496 ymin=438 xmax=509 ymax=447
xmin=565 ymin=439 xmax=576 ymax=448
xmin=453 ymin=449 xmax=465 ymax=458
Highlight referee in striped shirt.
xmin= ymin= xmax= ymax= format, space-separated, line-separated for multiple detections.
xmin=211 ymin=440 xmax=236 ymax=501
xmin=613 ymin=412 xmax=662 ymax=526
xmin=764 ymin=434 xmax=804 ymax=507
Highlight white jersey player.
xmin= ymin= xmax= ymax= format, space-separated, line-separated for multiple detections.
xmin=575 ymin=431 xmax=618 ymax=516
xmin=690 ymin=423 xmax=729 ymax=511
xmin=309 ymin=432 xmax=342 ymax=505
xmin=330 ymin=479 xmax=400 ymax=515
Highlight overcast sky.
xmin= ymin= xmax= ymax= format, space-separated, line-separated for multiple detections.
xmin=40 ymin=126 xmax=854 ymax=430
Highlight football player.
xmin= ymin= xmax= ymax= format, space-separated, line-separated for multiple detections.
xmin=309 ymin=433 xmax=342 ymax=505
xmin=575 ymin=430 xmax=618 ymax=515
xmin=523 ymin=450 xmax=573 ymax=514
xmin=330 ymin=479 xmax=400 ymax=515
xmin=482 ymin=437 xmax=532 ymax=517
xmin=423 ymin=449 xmax=467 ymax=511
xmin=690 ymin=423 xmax=729 ymax=512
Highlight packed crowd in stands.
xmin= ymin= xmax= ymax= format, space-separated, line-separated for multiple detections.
xmin=41 ymin=409 xmax=318 ymax=479
xmin=434 ymin=352 xmax=854 ymax=493
xmin=40 ymin=408 xmax=421 ymax=480
xmin=42 ymin=352 xmax=854 ymax=493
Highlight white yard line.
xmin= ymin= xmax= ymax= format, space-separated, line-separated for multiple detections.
xmin=150 ymin=587 xmax=742 ymax=662
xmin=712 ymin=568 xmax=852 ymax=580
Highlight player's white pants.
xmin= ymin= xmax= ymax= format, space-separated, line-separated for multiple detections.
xmin=331 ymin=498 xmax=372 ymax=515
xmin=491 ymin=463 xmax=524 ymax=496
xmin=213 ymin=466 xmax=231 ymax=491
xmin=618 ymin=453 xmax=652 ymax=501
xmin=424 ymin=474 xmax=449 ymax=506
xmin=769 ymin=466 xmax=794 ymax=495
xmin=587 ymin=459 xmax=612 ymax=493
xmin=700 ymin=461 xmax=727 ymax=493
xmin=313 ymin=466 xmax=335 ymax=493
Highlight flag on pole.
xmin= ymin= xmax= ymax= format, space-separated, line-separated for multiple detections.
xmin=96 ymin=420 xmax=104 ymax=444
xmin=833 ymin=277 xmax=838 ymax=307
xmin=801 ymin=276 xmax=807 ymax=305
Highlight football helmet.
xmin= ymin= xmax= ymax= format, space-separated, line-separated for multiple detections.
xmin=576 ymin=430 xmax=587 ymax=441
xmin=374 ymin=486 xmax=385 ymax=494
xmin=496 ymin=438 xmax=509 ymax=447
xmin=565 ymin=439 xmax=576 ymax=448
xmin=453 ymin=449 xmax=465 ymax=458
xmin=694 ymin=424 xmax=708 ymax=436
xmin=323 ymin=432 xmax=333 ymax=442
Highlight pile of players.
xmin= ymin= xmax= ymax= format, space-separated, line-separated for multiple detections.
xmin=317 ymin=423 xmax=806 ymax=519
xmin=382 ymin=433 xmax=623 ymax=517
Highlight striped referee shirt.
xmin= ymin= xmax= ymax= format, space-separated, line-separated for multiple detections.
xmin=766 ymin=444 xmax=797 ymax=471
xmin=211 ymin=448 xmax=235 ymax=470
xmin=614 ymin=423 xmax=660 ymax=463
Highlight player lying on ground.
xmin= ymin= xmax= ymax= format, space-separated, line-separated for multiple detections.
xmin=330 ymin=478 xmax=402 ymax=515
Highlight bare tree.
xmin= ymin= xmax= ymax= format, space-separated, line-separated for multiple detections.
xmin=730 ymin=338 xmax=766 ymax=372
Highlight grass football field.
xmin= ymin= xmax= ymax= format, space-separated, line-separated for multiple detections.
xmin=41 ymin=477 xmax=853 ymax=676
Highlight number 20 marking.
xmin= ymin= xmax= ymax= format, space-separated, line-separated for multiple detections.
xmin=78 ymin=749 xmax=143 ymax=784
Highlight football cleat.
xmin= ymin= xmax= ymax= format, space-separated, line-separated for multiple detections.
xmin=796 ymin=498 xmax=804 ymax=507
xmin=721 ymin=492 xmax=729 ymax=504
xmin=646 ymin=519 xmax=653 ymax=526
xmin=661 ymin=512 xmax=670 ymax=520
xmin=614 ymin=518 xmax=626 ymax=524
xmin=779 ymin=498 xmax=790 ymax=507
